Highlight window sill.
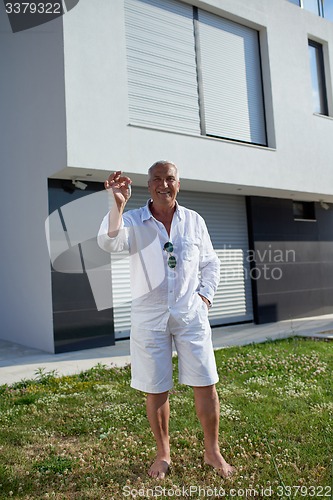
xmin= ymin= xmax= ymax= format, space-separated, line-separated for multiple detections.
xmin=127 ymin=123 xmax=276 ymax=152
xmin=294 ymin=218 xmax=317 ymax=222
xmin=313 ymin=112 xmax=333 ymax=121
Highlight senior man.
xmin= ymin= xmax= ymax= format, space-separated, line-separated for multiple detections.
xmin=97 ymin=160 xmax=234 ymax=479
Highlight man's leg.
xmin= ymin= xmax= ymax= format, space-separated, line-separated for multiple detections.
xmin=193 ymin=384 xmax=235 ymax=478
xmin=146 ymin=391 xmax=171 ymax=479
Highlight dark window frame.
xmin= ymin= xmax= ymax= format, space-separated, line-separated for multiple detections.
xmin=308 ymin=39 xmax=328 ymax=116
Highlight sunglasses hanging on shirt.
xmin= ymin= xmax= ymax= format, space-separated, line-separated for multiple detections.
xmin=163 ymin=241 xmax=177 ymax=269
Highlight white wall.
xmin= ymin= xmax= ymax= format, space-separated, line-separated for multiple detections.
xmin=0 ymin=4 xmax=67 ymax=352
xmin=62 ymin=0 xmax=333 ymax=201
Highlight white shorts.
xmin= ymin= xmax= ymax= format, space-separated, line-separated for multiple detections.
xmin=130 ymin=306 xmax=219 ymax=393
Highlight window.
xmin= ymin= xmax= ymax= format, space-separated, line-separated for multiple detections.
xmin=124 ymin=0 xmax=267 ymax=146
xmin=303 ymin=0 xmax=321 ymax=15
xmin=308 ymin=40 xmax=328 ymax=115
xmin=196 ymin=9 xmax=267 ymax=145
xmin=322 ymin=0 xmax=333 ymax=21
xmin=293 ymin=201 xmax=316 ymax=221
xmin=287 ymin=0 xmax=333 ymax=21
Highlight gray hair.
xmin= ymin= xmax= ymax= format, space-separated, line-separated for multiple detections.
xmin=148 ymin=160 xmax=179 ymax=180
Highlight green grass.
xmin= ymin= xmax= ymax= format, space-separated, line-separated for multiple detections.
xmin=0 ymin=337 xmax=332 ymax=499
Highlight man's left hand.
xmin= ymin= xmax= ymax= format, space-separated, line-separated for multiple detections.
xmin=198 ymin=294 xmax=211 ymax=309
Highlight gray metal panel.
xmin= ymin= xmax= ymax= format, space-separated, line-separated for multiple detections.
xmin=124 ymin=0 xmax=200 ymax=134
xmin=197 ymin=9 xmax=266 ymax=145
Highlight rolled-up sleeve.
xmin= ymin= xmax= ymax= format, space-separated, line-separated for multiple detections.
xmin=97 ymin=212 xmax=130 ymax=253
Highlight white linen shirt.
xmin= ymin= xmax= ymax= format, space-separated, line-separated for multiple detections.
xmin=97 ymin=200 xmax=220 ymax=330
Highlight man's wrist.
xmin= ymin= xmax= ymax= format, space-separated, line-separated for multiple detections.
xmin=198 ymin=294 xmax=212 ymax=308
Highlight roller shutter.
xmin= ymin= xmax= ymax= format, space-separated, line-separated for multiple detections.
xmin=124 ymin=0 xmax=200 ymax=134
xmin=197 ymin=9 xmax=267 ymax=145
xmin=112 ymin=188 xmax=253 ymax=338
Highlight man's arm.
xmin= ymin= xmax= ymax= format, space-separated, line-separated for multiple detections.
xmin=105 ymin=171 xmax=132 ymax=237
xmin=97 ymin=171 xmax=132 ymax=252
xmin=198 ymin=217 xmax=220 ymax=307
xmin=198 ymin=293 xmax=212 ymax=308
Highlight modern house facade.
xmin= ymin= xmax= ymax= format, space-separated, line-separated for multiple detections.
xmin=2 ymin=0 xmax=333 ymax=353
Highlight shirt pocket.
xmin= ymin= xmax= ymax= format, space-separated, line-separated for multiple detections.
xmin=182 ymin=239 xmax=200 ymax=261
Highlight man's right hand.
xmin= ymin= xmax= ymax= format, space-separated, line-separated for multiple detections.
xmin=105 ymin=171 xmax=132 ymax=209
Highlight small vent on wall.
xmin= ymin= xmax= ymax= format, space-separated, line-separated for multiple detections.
xmin=292 ymin=201 xmax=316 ymax=221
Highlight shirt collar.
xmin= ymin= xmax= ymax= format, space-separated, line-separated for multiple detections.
xmin=141 ymin=199 xmax=183 ymax=222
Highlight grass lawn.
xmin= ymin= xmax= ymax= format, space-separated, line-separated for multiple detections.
xmin=0 ymin=337 xmax=332 ymax=499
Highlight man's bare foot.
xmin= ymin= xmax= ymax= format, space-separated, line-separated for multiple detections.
xmin=148 ymin=458 xmax=170 ymax=479
xmin=204 ymin=452 xmax=235 ymax=478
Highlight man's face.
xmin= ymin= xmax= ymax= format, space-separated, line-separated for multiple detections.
xmin=148 ymin=164 xmax=180 ymax=205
